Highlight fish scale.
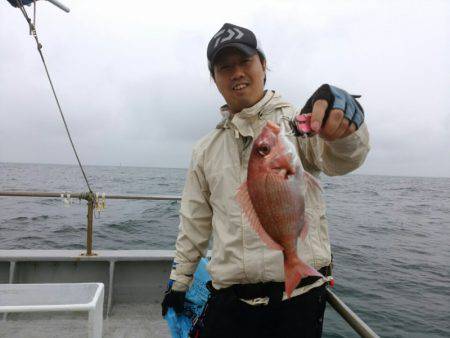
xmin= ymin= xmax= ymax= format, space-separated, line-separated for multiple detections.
xmin=261 ymin=174 xmax=300 ymax=239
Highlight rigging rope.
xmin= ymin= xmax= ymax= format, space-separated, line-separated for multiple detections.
xmin=14 ymin=0 xmax=93 ymax=194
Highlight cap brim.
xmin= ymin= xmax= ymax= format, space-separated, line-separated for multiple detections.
xmin=210 ymin=43 xmax=257 ymax=68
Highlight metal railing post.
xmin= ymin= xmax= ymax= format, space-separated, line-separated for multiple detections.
xmin=85 ymin=198 xmax=95 ymax=256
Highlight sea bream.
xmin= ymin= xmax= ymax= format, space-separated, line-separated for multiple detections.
xmin=236 ymin=120 xmax=323 ymax=297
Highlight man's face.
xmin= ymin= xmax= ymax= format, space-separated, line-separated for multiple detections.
xmin=213 ymin=48 xmax=266 ymax=114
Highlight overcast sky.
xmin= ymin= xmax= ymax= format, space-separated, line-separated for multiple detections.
xmin=1 ymin=0 xmax=449 ymax=178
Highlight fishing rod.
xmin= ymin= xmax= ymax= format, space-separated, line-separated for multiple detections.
xmin=42 ymin=0 xmax=69 ymax=12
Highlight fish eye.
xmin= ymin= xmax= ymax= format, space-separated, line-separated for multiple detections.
xmin=257 ymin=144 xmax=271 ymax=156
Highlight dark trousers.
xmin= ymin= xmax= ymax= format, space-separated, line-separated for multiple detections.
xmin=196 ymin=285 xmax=327 ymax=338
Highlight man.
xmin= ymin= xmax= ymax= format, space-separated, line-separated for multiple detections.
xmin=162 ymin=23 xmax=370 ymax=338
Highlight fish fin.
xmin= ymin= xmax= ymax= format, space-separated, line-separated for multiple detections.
xmin=299 ymin=219 xmax=308 ymax=241
xmin=236 ymin=182 xmax=284 ymax=251
xmin=284 ymin=256 xmax=323 ymax=297
xmin=303 ymin=171 xmax=322 ymax=191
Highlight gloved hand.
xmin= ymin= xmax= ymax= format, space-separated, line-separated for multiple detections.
xmin=292 ymin=84 xmax=364 ymax=139
xmin=161 ymin=288 xmax=186 ymax=316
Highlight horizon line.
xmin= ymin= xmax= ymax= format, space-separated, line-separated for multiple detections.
xmin=1 ymin=161 xmax=449 ymax=180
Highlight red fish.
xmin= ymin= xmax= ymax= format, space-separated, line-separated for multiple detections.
xmin=237 ymin=121 xmax=322 ymax=297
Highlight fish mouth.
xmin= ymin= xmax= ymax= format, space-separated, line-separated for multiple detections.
xmin=270 ymin=152 xmax=296 ymax=179
xmin=273 ymin=167 xmax=294 ymax=179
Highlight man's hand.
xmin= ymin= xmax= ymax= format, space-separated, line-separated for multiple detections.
xmin=296 ymin=84 xmax=365 ymax=141
xmin=161 ymin=289 xmax=186 ymax=317
xmin=311 ymin=100 xmax=356 ymax=141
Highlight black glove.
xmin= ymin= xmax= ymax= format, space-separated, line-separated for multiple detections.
xmin=161 ymin=289 xmax=186 ymax=316
xmin=293 ymin=84 xmax=364 ymax=137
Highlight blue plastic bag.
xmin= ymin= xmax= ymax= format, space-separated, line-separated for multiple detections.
xmin=164 ymin=258 xmax=211 ymax=338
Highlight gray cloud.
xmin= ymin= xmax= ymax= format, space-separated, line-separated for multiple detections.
xmin=1 ymin=0 xmax=449 ymax=177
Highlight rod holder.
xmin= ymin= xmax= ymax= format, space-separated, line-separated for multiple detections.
xmin=326 ymin=287 xmax=380 ymax=338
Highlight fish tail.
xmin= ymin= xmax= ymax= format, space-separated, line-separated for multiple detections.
xmin=284 ymin=255 xmax=323 ymax=298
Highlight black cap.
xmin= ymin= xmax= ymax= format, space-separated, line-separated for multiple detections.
xmin=207 ymin=23 xmax=264 ymax=72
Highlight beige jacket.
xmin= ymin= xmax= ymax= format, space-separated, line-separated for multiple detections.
xmin=170 ymin=90 xmax=370 ymax=293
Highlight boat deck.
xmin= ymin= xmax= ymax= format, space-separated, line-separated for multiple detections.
xmin=0 ymin=250 xmax=177 ymax=337
xmin=0 ymin=250 xmax=379 ymax=338
xmin=0 ymin=303 xmax=170 ymax=338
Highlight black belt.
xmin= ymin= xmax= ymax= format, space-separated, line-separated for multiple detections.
xmin=207 ymin=265 xmax=332 ymax=306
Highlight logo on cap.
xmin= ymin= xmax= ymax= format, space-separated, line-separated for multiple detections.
xmin=213 ymin=27 xmax=245 ymax=48
xmin=207 ymin=23 xmax=263 ymax=72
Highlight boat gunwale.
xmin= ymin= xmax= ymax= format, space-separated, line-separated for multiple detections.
xmin=0 ymin=250 xmax=176 ymax=262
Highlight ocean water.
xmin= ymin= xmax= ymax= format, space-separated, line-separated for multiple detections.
xmin=0 ymin=162 xmax=449 ymax=338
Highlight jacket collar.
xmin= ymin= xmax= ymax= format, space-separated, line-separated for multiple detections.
xmin=234 ymin=90 xmax=275 ymax=119
xmin=216 ymin=90 xmax=291 ymax=139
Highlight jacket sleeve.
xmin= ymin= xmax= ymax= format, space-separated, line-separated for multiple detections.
xmin=169 ymin=148 xmax=213 ymax=291
xmin=298 ymin=123 xmax=370 ymax=176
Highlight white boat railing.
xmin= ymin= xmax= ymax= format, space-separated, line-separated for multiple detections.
xmin=0 ymin=190 xmax=379 ymax=338
xmin=0 ymin=191 xmax=180 ymax=256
